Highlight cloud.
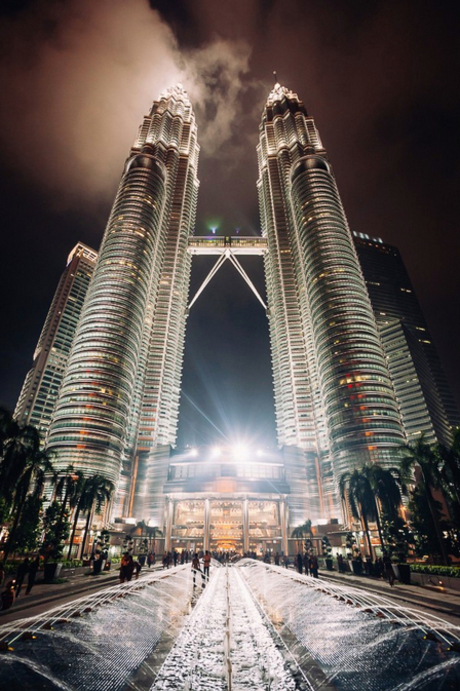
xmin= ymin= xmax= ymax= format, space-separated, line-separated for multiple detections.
xmin=184 ymin=39 xmax=253 ymax=155
xmin=0 ymin=0 xmax=253 ymax=206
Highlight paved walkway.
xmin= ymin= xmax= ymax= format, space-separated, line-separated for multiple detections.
xmin=316 ymin=567 xmax=460 ymax=624
xmin=0 ymin=562 xmax=164 ymax=625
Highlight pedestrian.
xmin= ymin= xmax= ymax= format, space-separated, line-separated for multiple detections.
xmin=147 ymin=552 xmax=154 ymax=568
xmin=173 ymin=550 xmax=178 ymax=567
xmin=134 ymin=559 xmax=142 ymax=579
xmin=382 ymin=552 xmax=395 ymax=587
xmin=310 ymin=554 xmax=319 ymax=578
xmin=303 ymin=552 xmax=310 ymax=576
xmin=296 ymin=552 xmax=303 ymax=574
xmin=15 ymin=557 xmax=30 ymax=597
xmin=119 ymin=553 xmax=135 ymax=583
xmin=274 ymin=552 xmax=280 ymax=566
xmin=0 ymin=561 xmax=5 ymax=587
xmin=138 ymin=553 xmax=146 ymax=567
xmin=365 ymin=556 xmax=373 ymax=576
xmin=336 ymin=553 xmax=342 ymax=574
xmin=203 ymin=550 xmax=211 ymax=582
xmin=283 ymin=554 xmax=290 ymax=569
xmin=191 ymin=553 xmax=201 ymax=587
xmin=26 ymin=555 xmax=40 ymax=595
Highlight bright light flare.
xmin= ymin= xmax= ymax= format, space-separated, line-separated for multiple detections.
xmin=232 ymin=444 xmax=249 ymax=461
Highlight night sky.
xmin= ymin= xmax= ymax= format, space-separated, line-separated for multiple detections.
xmin=0 ymin=1 xmax=459 ymax=450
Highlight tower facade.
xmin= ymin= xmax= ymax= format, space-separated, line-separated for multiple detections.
xmin=354 ymin=232 xmax=458 ymax=446
xmin=257 ymin=84 xmax=405 ymax=520
xmin=14 ymin=243 xmax=97 ymax=439
xmin=47 ymin=86 xmax=199 ymax=497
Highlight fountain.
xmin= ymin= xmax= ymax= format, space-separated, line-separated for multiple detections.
xmin=1 ymin=560 xmax=459 ymax=690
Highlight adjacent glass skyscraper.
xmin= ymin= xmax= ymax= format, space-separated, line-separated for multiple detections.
xmin=47 ymin=86 xmax=199 ymax=512
xmin=15 ymin=243 xmax=98 ymax=439
xmin=354 ymin=232 xmax=459 ymax=447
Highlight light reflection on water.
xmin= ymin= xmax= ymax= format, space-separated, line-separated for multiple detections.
xmin=240 ymin=561 xmax=460 ymax=691
xmin=0 ymin=569 xmax=193 ymax=691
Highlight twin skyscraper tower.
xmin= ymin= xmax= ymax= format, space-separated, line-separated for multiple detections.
xmin=43 ymin=83 xmax=407 ymax=524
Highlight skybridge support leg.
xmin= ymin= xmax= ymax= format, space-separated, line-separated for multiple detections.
xmin=187 ymin=249 xmax=267 ymax=312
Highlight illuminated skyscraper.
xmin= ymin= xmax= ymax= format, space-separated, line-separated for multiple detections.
xmin=257 ymin=84 xmax=405 ymax=519
xmin=42 ymin=83 xmax=408 ymax=534
xmin=354 ymin=233 xmax=458 ymax=446
xmin=47 ymin=86 xmax=199 ymax=500
xmin=14 ymin=243 xmax=97 ymax=439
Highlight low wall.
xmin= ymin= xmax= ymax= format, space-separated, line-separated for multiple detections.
xmin=410 ymin=570 xmax=460 ymax=592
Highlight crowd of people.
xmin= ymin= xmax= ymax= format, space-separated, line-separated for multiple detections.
xmin=0 ymin=544 xmax=399 ymax=611
xmin=117 ymin=548 xmax=213 ymax=589
xmin=295 ymin=552 xmax=320 ymax=577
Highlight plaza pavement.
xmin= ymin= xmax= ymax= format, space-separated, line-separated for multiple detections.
xmin=2 ymin=560 xmax=460 ymax=628
xmin=318 ymin=567 xmax=460 ymax=626
xmin=0 ymin=562 xmax=163 ymax=625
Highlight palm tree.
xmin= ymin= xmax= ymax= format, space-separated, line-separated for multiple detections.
xmin=400 ymin=435 xmax=449 ymax=565
xmin=147 ymin=525 xmax=162 ymax=553
xmin=291 ymin=519 xmax=312 ymax=553
xmin=0 ymin=407 xmax=21 ymax=523
xmin=0 ymin=416 xmax=36 ymax=508
xmin=136 ymin=520 xmax=163 ymax=553
xmin=55 ymin=466 xmax=84 ymax=525
xmin=0 ymin=406 xmax=15 ymax=458
xmin=436 ymin=428 xmax=460 ymax=514
xmin=78 ymin=475 xmax=115 ymax=559
xmin=2 ymin=425 xmax=55 ymax=560
xmin=340 ymin=469 xmax=377 ymax=559
xmin=364 ymin=464 xmax=407 ymax=549
xmin=67 ymin=478 xmax=89 ymax=560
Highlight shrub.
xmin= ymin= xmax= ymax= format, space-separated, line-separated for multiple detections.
xmin=410 ymin=564 xmax=460 ymax=578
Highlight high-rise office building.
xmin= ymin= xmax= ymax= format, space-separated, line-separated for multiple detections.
xmin=14 ymin=243 xmax=97 ymax=439
xmin=47 ymin=86 xmax=199 ymax=503
xmin=257 ymin=84 xmax=405 ymax=520
xmin=42 ymin=83 xmax=410 ymax=534
xmin=354 ymin=233 xmax=459 ymax=446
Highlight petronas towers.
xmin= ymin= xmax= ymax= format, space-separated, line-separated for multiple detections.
xmin=42 ymin=82 xmax=406 ymax=523
xmin=47 ymin=86 xmax=199 ymax=517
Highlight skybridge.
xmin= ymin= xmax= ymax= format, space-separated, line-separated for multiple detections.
xmin=187 ymin=236 xmax=268 ymax=311
xmin=188 ymin=235 xmax=268 ymax=255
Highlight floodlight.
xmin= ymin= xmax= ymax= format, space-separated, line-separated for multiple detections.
xmin=232 ymin=444 xmax=249 ymax=461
